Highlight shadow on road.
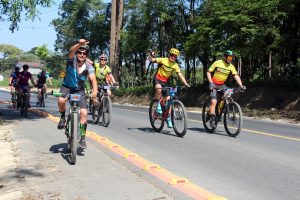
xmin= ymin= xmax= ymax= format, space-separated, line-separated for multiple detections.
xmin=49 ymin=143 xmax=85 ymax=165
xmin=188 ymin=127 xmax=229 ymax=137
xmin=127 ymin=127 xmax=180 ymax=138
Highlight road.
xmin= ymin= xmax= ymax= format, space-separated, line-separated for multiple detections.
xmin=1 ymin=89 xmax=300 ymax=200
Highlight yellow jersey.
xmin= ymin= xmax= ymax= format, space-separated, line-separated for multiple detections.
xmin=94 ymin=63 xmax=112 ymax=84
xmin=155 ymin=57 xmax=181 ymax=82
xmin=208 ymin=60 xmax=238 ymax=85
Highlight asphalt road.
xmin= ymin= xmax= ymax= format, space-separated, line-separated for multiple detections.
xmin=1 ymin=89 xmax=300 ymax=200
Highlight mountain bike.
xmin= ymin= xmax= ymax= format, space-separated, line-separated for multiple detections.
xmin=11 ymin=89 xmax=18 ymax=109
xmin=92 ymin=84 xmax=112 ymax=127
xmin=19 ymin=86 xmax=31 ymax=117
xmin=149 ymin=86 xmax=187 ymax=137
xmin=36 ymin=85 xmax=46 ymax=107
xmin=202 ymin=87 xmax=244 ymax=137
xmin=53 ymin=90 xmax=81 ymax=165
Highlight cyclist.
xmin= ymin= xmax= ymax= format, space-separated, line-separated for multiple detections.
xmin=148 ymin=48 xmax=190 ymax=128
xmin=94 ymin=54 xmax=117 ymax=96
xmin=57 ymin=39 xmax=98 ymax=149
xmin=9 ymin=66 xmax=20 ymax=101
xmin=206 ymin=50 xmax=246 ymax=129
xmin=36 ymin=69 xmax=53 ymax=105
xmin=16 ymin=64 xmax=37 ymax=108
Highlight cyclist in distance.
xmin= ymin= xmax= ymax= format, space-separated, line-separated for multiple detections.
xmin=148 ymin=48 xmax=190 ymax=128
xmin=9 ymin=66 xmax=20 ymax=99
xmin=16 ymin=64 xmax=37 ymax=108
xmin=206 ymin=50 xmax=246 ymax=129
xmin=94 ymin=53 xmax=117 ymax=96
xmin=57 ymin=39 xmax=98 ymax=149
xmin=36 ymin=69 xmax=53 ymax=104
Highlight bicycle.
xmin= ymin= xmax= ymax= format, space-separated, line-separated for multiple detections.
xmin=18 ymin=86 xmax=31 ymax=117
xmin=92 ymin=84 xmax=112 ymax=127
xmin=53 ymin=90 xmax=82 ymax=165
xmin=11 ymin=89 xmax=18 ymax=109
xmin=36 ymin=85 xmax=46 ymax=107
xmin=202 ymin=87 xmax=244 ymax=137
xmin=149 ymin=86 xmax=187 ymax=137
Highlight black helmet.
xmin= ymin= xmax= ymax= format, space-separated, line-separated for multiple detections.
xmin=22 ymin=64 xmax=29 ymax=70
xmin=78 ymin=45 xmax=89 ymax=53
xmin=15 ymin=66 xmax=20 ymax=71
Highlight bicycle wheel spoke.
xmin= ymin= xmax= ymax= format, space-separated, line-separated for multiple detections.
xmin=172 ymin=100 xmax=187 ymax=137
xmin=224 ymin=102 xmax=243 ymax=137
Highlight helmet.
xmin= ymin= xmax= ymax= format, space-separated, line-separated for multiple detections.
xmin=41 ymin=69 xmax=46 ymax=73
xmin=99 ymin=54 xmax=108 ymax=60
xmin=224 ymin=50 xmax=234 ymax=57
xmin=169 ymin=48 xmax=180 ymax=56
xmin=78 ymin=44 xmax=89 ymax=53
xmin=22 ymin=64 xmax=29 ymax=70
xmin=15 ymin=66 xmax=20 ymax=71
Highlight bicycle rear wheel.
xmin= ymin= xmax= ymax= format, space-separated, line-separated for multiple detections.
xmin=202 ymin=99 xmax=216 ymax=133
xmin=223 ymin=101 xmax=243 ymax=137
xmin=171 ymin=100 xmax=187 ymax=137
xmin=102 ymin=96 xmax=112 ymax=127
xmin=149 ymin=99 xmax=164 ymax=132
xmin=70 ymin=112 xmax=79 ymax=165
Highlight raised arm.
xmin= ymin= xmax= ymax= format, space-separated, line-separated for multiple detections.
xmin=68 ymin=39 xmax=89 ymax=59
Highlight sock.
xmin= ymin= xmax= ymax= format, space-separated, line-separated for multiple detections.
xmin=80 ymin=123 xmax=87 ymax=136
xmin=60 ymin=111 xmax=65 ymax=119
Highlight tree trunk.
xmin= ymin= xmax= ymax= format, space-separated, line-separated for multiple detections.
xmin=109 ymin=0 xmax=124 ymax=83
xmin=268 ymin=51 xmax=272 ymax=78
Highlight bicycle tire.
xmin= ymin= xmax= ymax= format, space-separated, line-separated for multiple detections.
xmin=223 ymin=101 xmax=243 ymax=137
xmin=69 ymin=112 xmax=79 ymax=165
xmin=149 ymin=99 xmax=164 ymax=132
xmin=102 ymin=96 xmax=112 ymax=127
xmin=92 ymin=103 xmax=100 ymax=124
xmin=202 ymin=99 xmax=216 ymax=133
xmin=171 ymin=100 xmax=187 ymax=137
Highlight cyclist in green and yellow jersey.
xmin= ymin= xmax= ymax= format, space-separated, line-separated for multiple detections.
xmin=148 ymin=48 xmax=190 ymax=128
xmin=94 ymin=54 xmax=117 ymax=96
xmin=207 ymin=50 xmax=246 ymax=129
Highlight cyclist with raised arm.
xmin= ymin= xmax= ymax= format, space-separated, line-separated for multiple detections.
xmin=16 ymin=64 xmax=37 ymax=108
xmin=94 ymin=54 xmax=117 ymax=96
xmin=57 ymin=39 xmax=98 ymax=149
xmin=36 ymin=69 xmax=52 ymax=105
xmin=9 ymin=66 xmax=20 ymax=101
xmin=148 ymin=48 xmax=190 ymax=128
xmin=206 ymin=50 xmax=246 ymax=129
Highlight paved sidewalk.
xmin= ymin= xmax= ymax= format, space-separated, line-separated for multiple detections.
xmin=0 ymin=103 xmax=177 ymax=200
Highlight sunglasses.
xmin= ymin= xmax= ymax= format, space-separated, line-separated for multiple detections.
xmin=77 ymin=51 xmax=87 ymax=55
xmin=100 ymin=59 xmax=107 ymax=61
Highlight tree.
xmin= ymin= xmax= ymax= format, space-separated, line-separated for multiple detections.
xmin=110 ymin=0 xmax=124 ymax=83
xmin=0 ymin=0 xmax=53 ymax=32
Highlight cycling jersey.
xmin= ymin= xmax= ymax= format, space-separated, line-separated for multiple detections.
xmin=37 ymin=72 xmax=49 ymax=84
xmin=94 ymin=63 xmax=112 ymax=84
xmin=17 ymin=71 xmax=32 ymax=86
xmin=208 ymin=60 xmax=238 ymax=85
xmin=62 ymin=57 xmax=95 ymax=90
xmin=155 ymin=57 xmax=181 ymax=83
xmin=10 ymin=71 xmax=19 ymax=86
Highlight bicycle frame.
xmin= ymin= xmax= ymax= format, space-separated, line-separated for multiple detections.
xmin=159 ymin=87 xmax=178 ymax=121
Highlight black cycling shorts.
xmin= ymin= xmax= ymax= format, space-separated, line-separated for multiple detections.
xmin=60 ymin=86 xmax=87 ymax=109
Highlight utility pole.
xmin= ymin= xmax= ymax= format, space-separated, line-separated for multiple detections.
xmin=109 ymin=0 xmax=124 ymax=83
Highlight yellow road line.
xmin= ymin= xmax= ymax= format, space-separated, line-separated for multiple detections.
xmin=28 ymin=108 xmax=227 ymax=200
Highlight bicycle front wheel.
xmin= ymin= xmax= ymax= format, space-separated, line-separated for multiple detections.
xmin=149 ymin=99 xmax=164 ymax=132
xmin=102 ymin=96 xmax=112 ymax=127
xmin=171 ymin=100 xmax=187 ymax=137
xmin=223 ymin=102 xmax=243 ymax=137
xmin=70 ymin=112 xmax=79 ymax=165
xmin=202 ymin=99 xmax=216 ymax=133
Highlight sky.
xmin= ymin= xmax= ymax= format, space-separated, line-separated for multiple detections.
xmin=0 ymin=2 xmax=60 ymax=52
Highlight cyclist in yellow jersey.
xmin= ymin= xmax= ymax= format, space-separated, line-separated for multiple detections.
xmin=207 ymin=50 xmax=246 ymax=129
xmin=94 ymin=54 xmax=117 ymax=96
xmin=148 ymin=48 xmax=190 ymax=128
